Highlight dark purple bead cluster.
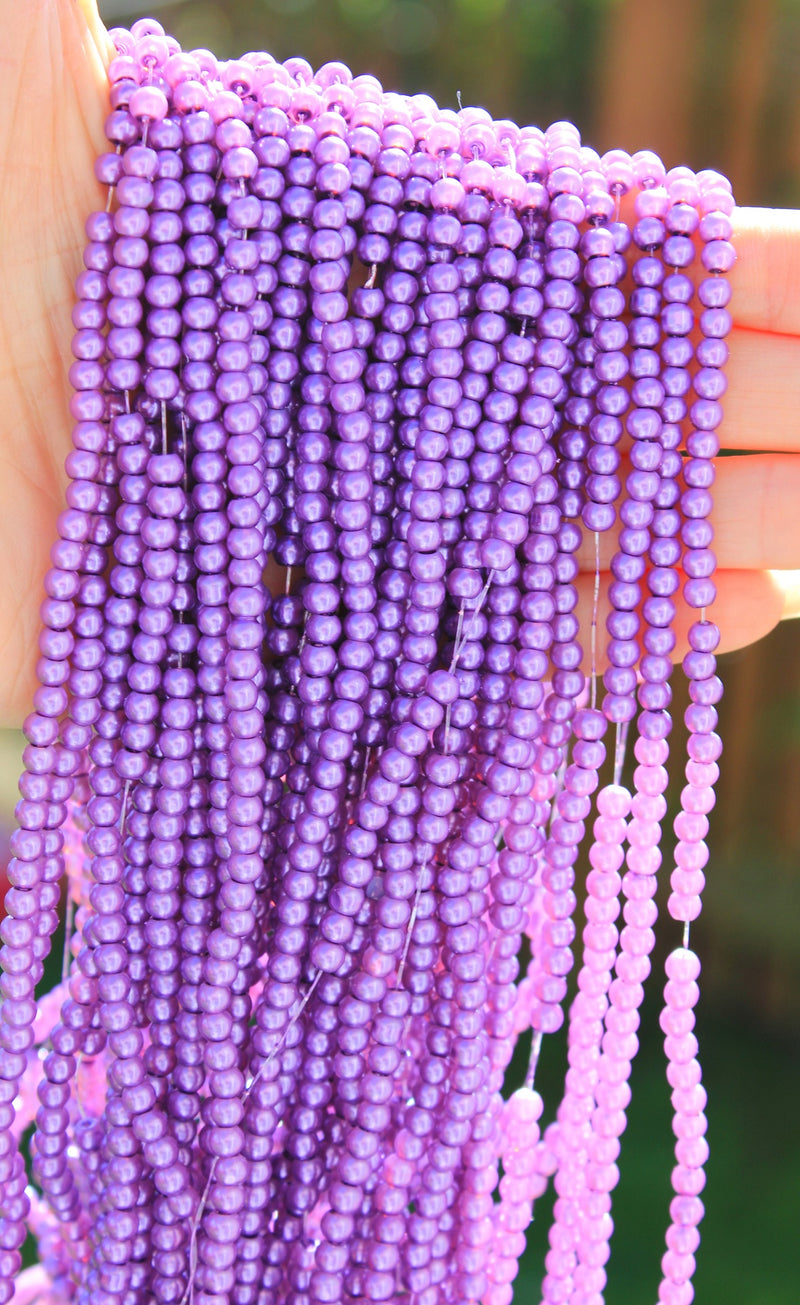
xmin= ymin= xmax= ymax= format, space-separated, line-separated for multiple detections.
xmin=1 ymin=17 xmax=735 ymax=1305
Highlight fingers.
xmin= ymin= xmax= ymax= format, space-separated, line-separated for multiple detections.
xmin=723 ymin=327 xmax=800 ymax=451
xmin=769 ymin=569 xmax=800 ymax=621
xmin=730 ymin=207 xmax=800 ymax=336
xmin=574 ymin=452 xmax=800 ymax=572
xmin=572 ymin=567 xmax=786 ymax=674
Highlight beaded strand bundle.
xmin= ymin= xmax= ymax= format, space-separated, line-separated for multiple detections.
xmin=1 ymin=17 xmax=735 ymax=1305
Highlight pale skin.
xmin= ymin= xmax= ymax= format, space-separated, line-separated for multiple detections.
xmin=1 ymin=0 xmax=799 ymax=726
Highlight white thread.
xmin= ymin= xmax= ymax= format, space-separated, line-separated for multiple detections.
xmin=591 ymin=530 xmax=601 ymax=710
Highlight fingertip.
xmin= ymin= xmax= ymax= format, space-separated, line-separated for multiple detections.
xmin=768 ymin=569 xmax=800 ymax=623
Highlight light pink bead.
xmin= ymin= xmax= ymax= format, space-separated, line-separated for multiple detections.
xmin=676 ymin=1137 xmax=709 ymax=1168
xmin=209 ymin=89 xmax=245 ymax=123
xmin=596 ymin=784 xmax=631 ymax=819
xmin=627 ymin=818 xmax=660 ymax=848
xmin=569 ymin=1014 xmax=604 ymax=1048
xmin=462 ymin=158 xmax=494 ymax=192
xmin=666 ymin=1223 xmax=701 ymax=1255
xmin=551 ymin=1197 xmax=579 ymax=1231
xmin=493 ymin=168 xmax=526 ymax=205
xmin=548 ymin=166 xmax=584 ymax=198
xmin=698 ymin=167 xmax=732 ymax=193
xmin=588 ymin=841 xmax=625 ymax=873
xmin=463 ymin=121 xmax=497 ymax=161
xmin=135 ymin=33 xmax=170 ymax=69
xmin=586 ymin=189 xmax=615 ymax=222
xmin=590 ymin=1138 xmax=621 ymax=1169
xmin=131 ymin=16 xmax=164 ymax=37
xmin=292 ymin=85 xmax=324 ymax=119
xmin=506 ymin=1231 xmax=527 ymax=1259
xmin=595 ymin=1080 xmax=631 ymax=1112
xmin=698 ymin=188 xmax=735 ymax=216
xmin=673 ymin=1111 xmax=707 ymax=1140
xmin=578 ymin=968 xmax=612 ymax=996
xmin=679 ymin=784 xmax=715 ymax=815
xmin=615 ymin=952 xmax=651 ymax=984
xmin=585 ymin=1170 xmax=620 ymax=1206
xmin=671 ymin=1083 xmax=706 ymax=1115
xmin=553 ymin=1170 xmax=584 ymax=1202
xmin=163 ymin=52 xmax=202 ymax=89
xmin=566 ymin=1046 xmax=600 ymax=1075
xmin=658 ymin=1275 xmax=695 ymax=1304
xmin=668 ymin=892 xmax=702 ymax=922
xmin=502 ymin=1202 xmax=533 ymax=1232
xmin=499 ymin=1174 xmax=532 ymax=1204
xmin=425 ymin=120 xmax=461 ymax=157
xmin=673 ymin=811 xmax=708 ymax=842
xmin=592 ymin=815 xmax=627 ymax=848
xmin=580 ymin=143 xmax=603 ymax=168
xmin=217 ymin=116 xmax=251 ymax=149
xmin=602 ymin=1029 xmax=638 ymax=1061
xmin=574 ymin=997 xmax=609 ymax=1027
xmin=666 ymin=165 xmax=700 ymax=201
xmin=602 ymin=148 xmax=634 ymax=193
xmin=623 ymin=898 xmax=657 ymax=930
xmin=685 ymin=759 xmax=719 ymax=788
xmin=316 ymin=109 xmax=348 ymax=139
xmin=634 ymin=736 xmax=670 ymax=766
xmin=322 ymin=83 xmax=355 ymax=116
xmin=579 ymin=1211 xmax=610 ymax=1242
xmin=670 ymin=1195 xmax=705 ymax=1227
xmin=631 ymin=791 xmax=667 ymax=821
xmin=664 ymin=978 xmax=700 ymax=1010
xmin=258 ymin=80 xmax=291 ymax=112
xmin=547 ymin=119 xmax=581 ymax=146
xmin=597 ymin=1057 xmax=630 ymax=1086
xmin=549 ymin=144 xmax=581 ymax=171
xmin=506 ymin=1086 xmax=543 ymax=1125
xmin=108 ymin=55 xmax=141 ymax=85
xmin=110 ymin=26 xmax=135 ymax=54
xmin=666 ymin=1059 xmax=702 ymax=1090
xmin=633 ymin=150 xmax=667 ymax=188
xmin=544 ymin=1247 xmax=577 ymax=1280
xmin=584 ymin=922 xmax=618 ymax=954
xmin=671 ymin=1165 xmax=706 ymax=1197
xmin=349 ymin=99 xmax=381 ymax=131
xmin=665 ymin=1033 xmax=699 ymax=1064
xmin=674 ymin=840 xmax=709 ymax=871
xmin=602 ymin=1002 xmax=639 ymax=1033
xmin=535 ymin=1004 xmax=565 ymax=1034
xmin=626 ymin=845 xmax=662 ymax=876
xmin=486 ymin=1282 xmax=514 ymax=1305
xmin=633 ymin=766 xmax=670 ymax=800
xmin=517 ymin=141 xmax=546 ymax=176
xmin=623 ymin=871 xmax=655 ymax=903
xmin=128 ymin=85 xmax=169 ymax=122
xmin=609 ymin=978 xmax=644 ymax=1011
xmin=620 ymin=925 xmax=655 ymax=957
xmin=503 ymin=1149 xmax=536 ymax=1178
xmin=430 ymin=177 xmax=466 ymax=210
xmin=665 ymin=948 xmax=701 ymax=983
xmin=585 ymin=869 xmax=622 ymax=901
xmin=575 ymin=1285 xmax=606 ymax=1305
xmin=659 ymin=1006 xmax=695 ymax=1037
xmin=584 ymin=896 xmax=620 ymax=925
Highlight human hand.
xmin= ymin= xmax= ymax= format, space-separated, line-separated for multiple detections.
xmin=574 ymin=206 xmax=800 ymax=670
xmin=0 ymin=5 xmax=797 ymax=725
xmin=0 ymin=0 xmax=111 ymax=726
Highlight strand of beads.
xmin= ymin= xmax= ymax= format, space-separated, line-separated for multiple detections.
xmin=1 ymin=17 xmax=739 ymax=1305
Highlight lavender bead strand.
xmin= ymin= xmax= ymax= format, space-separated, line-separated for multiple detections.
xmin=2 ymin=22 xmax=743 ymax=1305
